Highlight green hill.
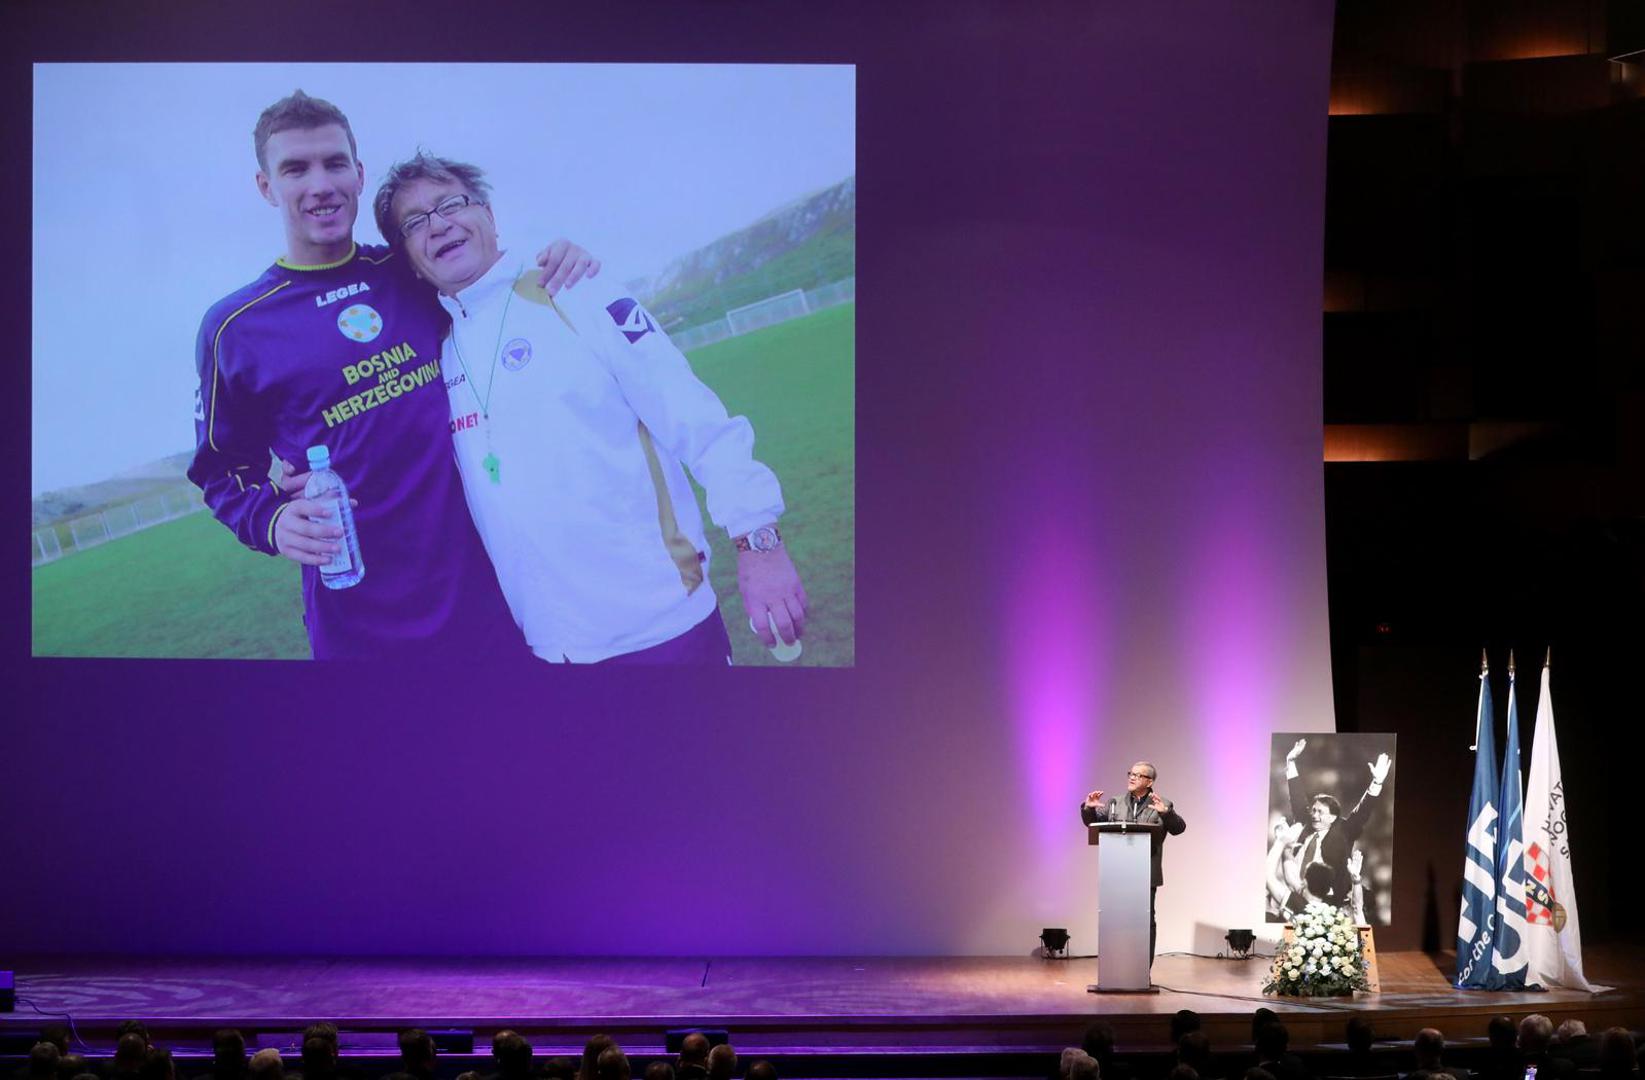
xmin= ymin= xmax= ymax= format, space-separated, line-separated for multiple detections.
xmin=640 ymin=176 xmax=855 ymax=332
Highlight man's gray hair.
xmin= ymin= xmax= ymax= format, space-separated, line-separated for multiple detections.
xmin=1518 ymin=1015 xmax=1554 ymax=1051
xmin=1060 ymin=1049 xmax=1100 ymax=1080
xmin=372 ymin=151 xmax=493 ymax=249
xmin=1135 ymin=761 xmax=1157 ymax=780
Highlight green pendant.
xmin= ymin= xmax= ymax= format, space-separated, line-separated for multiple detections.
xmin=483 ymin=452 xmax=501 ymax=484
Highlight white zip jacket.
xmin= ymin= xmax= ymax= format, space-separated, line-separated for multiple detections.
xmin=438 ymin=256 xmax=784 ymax=661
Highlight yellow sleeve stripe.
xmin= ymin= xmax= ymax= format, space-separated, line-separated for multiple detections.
xmin=266 ymin=501 xmax=291 ymax=553
xmin=207 ymin=280 xmax=293 ymax=452
xmin=512 ymin=271 xmax=578 ymax=333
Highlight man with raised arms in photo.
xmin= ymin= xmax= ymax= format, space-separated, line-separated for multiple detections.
xmin=373 ymin=152 xmax=807 ymax=664
xmin=189 ymin=91 xmax=598 ymax=659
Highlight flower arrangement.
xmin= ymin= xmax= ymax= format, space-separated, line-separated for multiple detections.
xmin=1262 ymin=900 xmax=1370 ymax=996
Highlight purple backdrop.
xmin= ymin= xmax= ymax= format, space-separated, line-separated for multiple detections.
xmin=3 ymin=0 xmax=1337 ymax=956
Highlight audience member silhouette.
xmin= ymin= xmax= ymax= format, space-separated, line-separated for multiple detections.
xmin=139 ymin=1048 xmax=175 ymax=1080
xmin=1552 ymin=1022 xmax=1598 ymax=1071
xmin=595 ymin=1047 xmax=630 ymax=1080
xmin=1408 ymin=1027 xmax=1470 ymax=1080
xmin=1172 ymin=1013 xmax=1204 ymax=1045
xmin=1059 ymin=1049 xmax=1099 ymax=1080
xmin=489 ymin=1032 xmax=534 ymax=1080
xmin=580 ymin=1038 xmax=617 ymax=1080
xmin=642 ymin=1063 xmax=675 ymax=1080
xmin=396 ymin=1031 xmax=436 ymax=1080
xmin=1082 ymin=1024 xmax=1132 ymax=1080
xmin=1178 ymin=1033 xmax=1219 ymax=1080
xmin=542 ymin=1058 xmax=576 ymax=1080
xmin=1596 ymin=1027 xmax=1638 ymax=1080
xmin=1518 ymin=1015 xmax=1575 ymax=1080
xmin=198 ymin=1030 xmax=249 ymax=1080
xmin=1255 ymin=1021 xmax=1307 ymax=1080
xmin=27 ymin=1044 xmax=59 ymax=1080
xmin=705 ymin=1045 xmax=735 ymax=1080
xmin=246 ymin=1050 xmax=283 ymax=1080
xmin=676 ymin=1035 xmax=710 ymax=1080
xmin=110 ymin=1035 xmax=148 ymax=1080
xmin=744 ymin=1064 xmax=777 ymax=1080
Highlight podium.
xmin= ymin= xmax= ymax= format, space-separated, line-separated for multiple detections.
xmin=1086 ymin=820 xmax=1160 ymax=992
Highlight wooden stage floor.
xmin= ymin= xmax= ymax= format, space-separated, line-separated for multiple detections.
xmin=4 ymin=950 xmax=1642 ymax=1054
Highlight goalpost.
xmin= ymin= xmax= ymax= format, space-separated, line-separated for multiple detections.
xmin=726 ymin=288 xmax=810 ymax=336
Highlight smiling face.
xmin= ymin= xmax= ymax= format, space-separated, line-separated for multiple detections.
xmin=256 ymin=124 xmax=364 ymax=266
xmin=1309 ymin=797 xmax=1338 ymax=832
xmin=392 ymin=176 xmax=501 ymax=296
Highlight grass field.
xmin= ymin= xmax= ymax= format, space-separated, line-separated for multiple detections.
xmin=31 ymin=302 xmax=855 ymax=665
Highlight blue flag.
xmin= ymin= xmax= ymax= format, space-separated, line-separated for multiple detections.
xmin=1491 ymin=664 xmax=1530 ymax=987
xmin=1455 ymin=657 xmax=1500 ymax=988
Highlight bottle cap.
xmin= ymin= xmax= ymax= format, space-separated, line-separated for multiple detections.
xmin=306 ymin=445 xmax=331 ymax=469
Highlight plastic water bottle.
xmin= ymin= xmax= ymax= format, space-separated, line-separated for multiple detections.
xmin=750 ymin=611 xmax=802 ymax=662
xmin=303 ymin=445 xmax=365 ymax=589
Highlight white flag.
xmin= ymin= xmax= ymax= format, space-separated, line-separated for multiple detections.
xmin=1522 ymin=659 xmax=1607 ymax=992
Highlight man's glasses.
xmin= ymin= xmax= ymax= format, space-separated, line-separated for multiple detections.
xmin=399 ymin=193 xmax=479 ymax=239
xmin=1127 ymin=771 xmax=1153 ymax=779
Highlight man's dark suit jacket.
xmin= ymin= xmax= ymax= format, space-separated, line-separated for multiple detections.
xmin=1079 ymin=792 xmax=1187 ymax=887
xmin=1289 ymin=773 xmax=1377 ymax=904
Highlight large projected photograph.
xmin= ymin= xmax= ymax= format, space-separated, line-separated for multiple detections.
xmin=31 ymin=64 xmax=855 ymax=665
xmin=1266 ymin=733 xmax=1397 ymax=926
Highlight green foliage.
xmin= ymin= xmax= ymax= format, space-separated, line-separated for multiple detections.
xmin=31 ymin=303 xmax=856 ymax=666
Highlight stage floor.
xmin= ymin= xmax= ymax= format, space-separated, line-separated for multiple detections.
xmin=4 ymin=950 xmax=1642 ymax=1054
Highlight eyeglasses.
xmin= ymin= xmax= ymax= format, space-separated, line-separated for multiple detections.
xmin=1127 ymin=771 xmax=1153 ymax=780
xmin=399 ymin=193 xmax=479 ymax=239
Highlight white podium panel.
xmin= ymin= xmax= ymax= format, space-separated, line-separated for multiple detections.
xmin=1087 ymin=821 xmax=1159 ymax=992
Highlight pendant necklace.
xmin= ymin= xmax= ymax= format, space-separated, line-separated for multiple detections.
xmin=448 ymin=271 xmax=517 ymax=485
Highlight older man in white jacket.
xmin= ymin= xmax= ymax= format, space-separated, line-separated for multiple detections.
xmin=373 ymin=152 xmax=806 ymax=664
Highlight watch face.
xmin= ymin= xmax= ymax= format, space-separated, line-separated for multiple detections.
xmin=750 ymin=525 xmax=779 ymax=551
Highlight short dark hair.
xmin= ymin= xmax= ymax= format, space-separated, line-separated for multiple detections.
xmin=1170 ymin=1010 xmax=1202 ymax=1043
xmin=30 ymin=1044 xmax=61 ymax=1079
xmin=140 ymin=1047 xmax=175 ymax=1080
xmin=40 ymin=1026 xmax=70 ymax=1055
xmin=1346 ymin=1018 xmax=1374 ymax=1054
xmin=596 ymin=1046 xmax=631 ymax=1080
xmin=1487 ymin=1016 xmax=1516 ymax=1050
xmin=1310 ymin=794 xmax=1342 ymax=819
xmin=1255 ymin=1020 xmax=1289 ymax=1059
xmin=542 ymin=1058 xmax=578 ymax=1080
xmin=1303 ymin=861 xmax=1334 ymax=897
xmin=372 ymin=151 xmax=493 ymax=251
xmin=1082 ymin=1023 xmax=1116 ymax=1058
xmin=398 ymin=1029 xmax=436 ymax=1065
xmin=254 ymin=90 xmax=358 ymax=173
xmin=580 ymin=1036 xmax=617 ymax=1080
xmin=118 ymin=1022 xmax=151 ymax=1046
xmin=643 ymin=1062 xmax=676 ymax=1080
xmin=115 ymin=1034 xmax=148 ymax=1071
xmin=1598 ymin=1027 xmax=1637 ymax=1071
xmin=301 ymin=1037 xmax=336 ymax=1072
xmin=1167 ymin=1066 xmax=1200 ymax=1080
xmin=214 ymin=1030 xmax=247 ymax=1061
xmin=1177 ymin=1033 xmax=1212 ymax=1072
xmin=494 ymin=1032 xmax=534 ymax=1076
xmin=1250 ymin=1009 xmax=1277 ymax=1043
xmin=744 ymin=1064 xmax=777 ymax=1080
xmin=304 ymin=1023 xmax=339 ymax=1049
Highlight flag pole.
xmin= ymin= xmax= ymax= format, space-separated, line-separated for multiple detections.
xmin=1509 ymin=649 xmax=1516 ymax=677
xmin=1473 ymin=648 xmax=1488 ymax=750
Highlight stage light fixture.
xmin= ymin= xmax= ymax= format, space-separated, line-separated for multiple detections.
xmin=1039 ymin=928 xmax=1071 ymax=957
xmin=1225 ymin=928 xmax=1256 ymax=958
